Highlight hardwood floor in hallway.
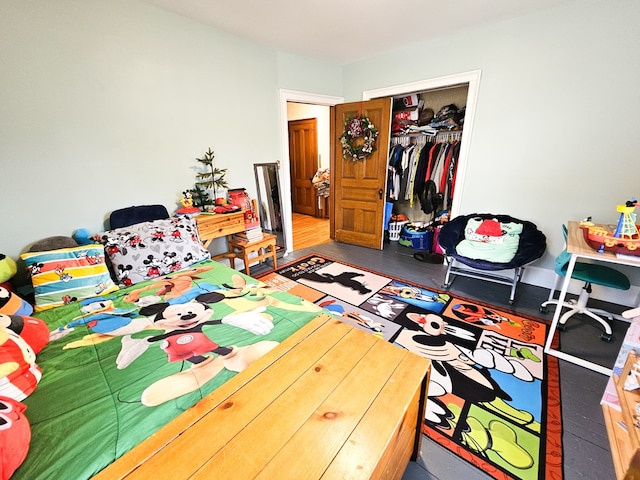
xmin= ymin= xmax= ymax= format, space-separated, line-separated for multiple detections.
xmin=291 ymin=212 xmax=330 ymax=250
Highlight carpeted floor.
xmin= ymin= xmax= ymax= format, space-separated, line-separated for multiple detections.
xmin=258 ymin=254 xmax=563 ymax=480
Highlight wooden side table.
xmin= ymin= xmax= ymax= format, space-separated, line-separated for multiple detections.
xmin=229 ymin=233 xmax=277 ymax=276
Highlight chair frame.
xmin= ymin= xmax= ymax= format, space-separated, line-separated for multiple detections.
xmin=442 ymin=258 xmax=526 ymax=304
xmin=540 ymin=276 xmax=617 ymax=340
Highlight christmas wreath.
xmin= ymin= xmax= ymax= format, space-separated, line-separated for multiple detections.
xmin=340 ymin=114 xmax=378 ymax=161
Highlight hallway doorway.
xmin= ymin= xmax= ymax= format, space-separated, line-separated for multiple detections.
xmin=279 ymin=90 xmax=343 ymax=255
xmin=286 ymin=99 xmax=335 ymax=253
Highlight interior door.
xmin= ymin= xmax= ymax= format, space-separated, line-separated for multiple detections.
xmin=288 ymin=118 xmax=318 ymax=216
xmin=331 ymin=98 xmax=392 ymax=249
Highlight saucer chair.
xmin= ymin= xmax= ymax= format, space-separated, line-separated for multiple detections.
xmin=438 ymin=213 xmax=547 ymax=304
xmin=539 ymin=225 xmax=630 ymax=342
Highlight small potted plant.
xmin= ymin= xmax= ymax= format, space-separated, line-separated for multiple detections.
xmin=193 ymin=147 xmax=228 ymax=211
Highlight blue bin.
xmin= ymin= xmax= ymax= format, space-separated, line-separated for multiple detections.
xmin=399 ymin=224 xmax=433 ymax=250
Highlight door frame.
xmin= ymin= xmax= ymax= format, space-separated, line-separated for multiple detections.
xmin=279 ymin=90 xmax=343 ymax=255
xmin=362 ymin=69 xmax=482 ymax=219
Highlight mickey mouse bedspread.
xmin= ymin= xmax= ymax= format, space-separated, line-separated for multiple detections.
xmin=15 ymin=260 xmax=322 ymax=479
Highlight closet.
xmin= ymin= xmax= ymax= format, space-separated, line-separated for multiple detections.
xmin=386 ymin=85 xmax=468 ymax=226
xmin=331 ymin=73 xmax=479 ymax=251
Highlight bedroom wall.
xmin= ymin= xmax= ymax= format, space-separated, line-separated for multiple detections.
xmin=341 ymin=0 xmax=640 ymax=301
xmin=0 ymin=0 xmax=341 ymax=267
xmin=2 ymin=0 xmax=639 ymax=304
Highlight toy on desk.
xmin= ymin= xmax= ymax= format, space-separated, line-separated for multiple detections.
xmin=580 ymin=197 xmax=640 ymax=256
xmin=176 ymin=191 xmax=201 ymax=215
xmin=613 ymin=198 xmax=639 ymax=238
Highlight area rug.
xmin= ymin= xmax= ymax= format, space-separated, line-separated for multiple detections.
xmin=257 ymin=254 xmax=563 ymax=480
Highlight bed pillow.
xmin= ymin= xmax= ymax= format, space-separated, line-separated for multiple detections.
xmin=21 ymin=245 xmax=119 ymax=312
xmin=94 ymin=216 xmax=210 ymax=287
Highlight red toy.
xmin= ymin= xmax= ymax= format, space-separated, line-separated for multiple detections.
xmin=0 ymin=396 xmax=31 ymax=480
xmin=0 ymin=327 xmax=42 ymax=401
xmin=0 ymin=314 xmax=49 ymax=354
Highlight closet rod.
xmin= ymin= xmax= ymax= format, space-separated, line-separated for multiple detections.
xmin=391 ymin=130 xmax=462 ymax=145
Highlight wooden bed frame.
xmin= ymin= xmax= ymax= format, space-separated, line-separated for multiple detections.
xmin=93 ymin=313 xmax=431 ymax=479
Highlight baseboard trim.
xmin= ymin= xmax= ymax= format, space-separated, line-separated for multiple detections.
xmin=522 ymin=265 xmax=640 ymax=309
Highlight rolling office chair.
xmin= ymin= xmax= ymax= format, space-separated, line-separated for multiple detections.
xmin=539 ymin=225 xmax=630 ymax=342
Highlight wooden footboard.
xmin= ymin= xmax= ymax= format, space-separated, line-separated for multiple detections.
xmin=94 ymin=313 xmax=431 ymax=480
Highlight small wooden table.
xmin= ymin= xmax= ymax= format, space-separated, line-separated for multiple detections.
xmin=94 ymin=314 xmax=431 ymax=480
xmin=229 ymin=233 xmax=278 ymax=276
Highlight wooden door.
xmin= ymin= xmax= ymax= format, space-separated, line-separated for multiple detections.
xmin=288 ymin=118 xmax=318 ymax=216
xmin=331 ymin=98 xmax=392 ymax=249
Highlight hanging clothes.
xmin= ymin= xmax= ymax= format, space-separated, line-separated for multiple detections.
xmin=389 ymin=133 xmax=462 ymax=216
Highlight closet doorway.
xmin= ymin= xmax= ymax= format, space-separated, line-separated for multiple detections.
xmin=363 ymin=70 xmax=482 ymax=220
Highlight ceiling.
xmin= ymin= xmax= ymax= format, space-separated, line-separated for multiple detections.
xmin=141 ymin=0 xmax=573 ymax=64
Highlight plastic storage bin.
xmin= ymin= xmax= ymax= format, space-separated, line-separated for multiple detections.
xmin=388 ymin=221 xmax=409 ymax=241
xmin=399 ymin=224 xmax=433 ymax=250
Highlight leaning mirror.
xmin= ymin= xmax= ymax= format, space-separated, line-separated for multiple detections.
xmin=253 ymin=162 xmax=285 ymax=256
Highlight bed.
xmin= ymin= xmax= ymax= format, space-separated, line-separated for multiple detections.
xmin=13 ymin=257 xmax=324 ymax=479
xmin=9 ymin=210 xmax=327 ymax=479
xmin=10 ymin=211 xmax=430 ymax=479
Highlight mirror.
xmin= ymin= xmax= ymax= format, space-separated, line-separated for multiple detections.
xmin=254 ymin=162 xmax=285 ymax=255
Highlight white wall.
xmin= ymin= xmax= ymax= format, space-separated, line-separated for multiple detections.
xmin=0 ymin=0 xmax=341 ymax=266
xmin=342 ymin=0 xmax=640 ymax=303
xmin=2 ymin=0 xmax=639 ymax=304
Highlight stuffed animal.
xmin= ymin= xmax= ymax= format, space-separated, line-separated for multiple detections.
xmin=0 ymin=395 xmax=31 ymax=480
xmin=0 ymin=314 xmax=49 ymax=354
xmin=0 ymin=287 xmax=33 ymax=317
xmin=0 ymin=254 xmax=17 ymax=292
xmin=0 ymin=326 xmax=42 ymax=401
xmin=72 ymin=228 xmax=95 ymax=246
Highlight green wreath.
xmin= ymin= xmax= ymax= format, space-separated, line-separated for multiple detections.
xmin=340 ymin=114 xmax=378 ymax=161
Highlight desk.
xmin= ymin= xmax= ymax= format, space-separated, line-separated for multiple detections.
xmin=94 ymin=314 xmax=431 ymax=480
xmin=543 ymin=221 xmax=637 ymax=375
xmin=194 ymin=211 xmax=248 ymax=269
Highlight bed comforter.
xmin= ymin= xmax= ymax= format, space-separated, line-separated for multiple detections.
xmin=14 ymin=260 xmax=322 ymax=479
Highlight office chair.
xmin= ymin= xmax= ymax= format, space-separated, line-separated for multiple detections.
xmin=539 ymin=225 xmax=630 ymax=341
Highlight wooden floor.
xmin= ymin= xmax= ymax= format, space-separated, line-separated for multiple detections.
xmin=292 ymin=212 xmax=330 ymax=250
xmin=250 ymin=240 xmax=622 ymax=480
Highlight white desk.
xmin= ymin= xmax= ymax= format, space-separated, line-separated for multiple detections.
xmin=543 ymin=221 xmax=638 ymax=375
